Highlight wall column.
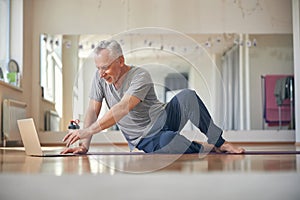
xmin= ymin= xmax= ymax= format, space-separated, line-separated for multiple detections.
xmin=62 ymin=35 xmax=79 ymax=130
xmin=293 ymin=0 xmax=300 ymax=143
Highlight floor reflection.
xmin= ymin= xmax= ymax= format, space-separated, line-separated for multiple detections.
xmin=0 ymin=144 xmax=299 ymax=174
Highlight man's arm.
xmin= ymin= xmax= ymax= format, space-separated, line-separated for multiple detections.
xmin=61 ymin=99 xmax=102 ymax=154
xmin=92 ymin=94 xmax=141 ymax=132
xmin=80 ymin=99 xmax=102 ymax=150
xmin=63 ymin=94 xmax=141 ymax=147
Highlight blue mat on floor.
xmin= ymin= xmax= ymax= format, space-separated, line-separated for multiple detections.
xmin=231 ymin=151 xmax=300 ymax=155
xmin=87 ymin=152 xmax=145 ymax=155
xmin=85 ymin=151 xmax=300 ymax=155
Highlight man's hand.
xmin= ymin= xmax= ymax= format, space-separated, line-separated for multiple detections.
xmin=62 ymin=129 xmax=92 ymax=147
xmin=217 ymin=141 xmax=245 ymax=154
xmin=60 ymin=145 xmax=88 ymax=154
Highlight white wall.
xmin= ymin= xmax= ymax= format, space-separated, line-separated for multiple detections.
xmin=31 ymin=0 xmax=292 ymax=34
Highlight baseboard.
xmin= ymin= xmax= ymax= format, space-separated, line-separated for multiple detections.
xmin=38 ymin=130 xmax=296 ymax=145
xmin=223 ymin=130 xmax=295 ymax=143
xmin=181 ymin=130 xmax=295 ymax=143
xmin=229 ymin=141 xmax=295 ymax=145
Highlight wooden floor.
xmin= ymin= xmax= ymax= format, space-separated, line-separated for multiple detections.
xmin=0 ymin=143 xmax=299 ymax=200
xmin=0 ymin=143 xmax=299 ymax=174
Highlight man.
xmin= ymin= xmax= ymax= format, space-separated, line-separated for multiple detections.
xmin=62 ymin=40 xmax=244 ymax=154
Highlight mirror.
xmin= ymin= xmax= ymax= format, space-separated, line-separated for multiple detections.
xmin=39 ymin=31 xmax=294 ymax=131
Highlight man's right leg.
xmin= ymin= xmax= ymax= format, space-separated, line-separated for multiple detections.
xmin=164 ymin=89 xmax=225 ymax=147
xmin=164 ymin=89 xmax=244 ymax=153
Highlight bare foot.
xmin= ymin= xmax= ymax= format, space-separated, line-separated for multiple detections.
xmin=217 ymin=141 xmax=245 ymax=154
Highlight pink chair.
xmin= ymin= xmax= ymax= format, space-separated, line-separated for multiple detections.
xmin=262 ymin=75 xmax=294 ymax=129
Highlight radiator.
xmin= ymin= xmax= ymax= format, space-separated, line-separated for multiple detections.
xmin=45 ymin=110 xmax=60 ymax=131
xmin=2 ymin=99 xmax=27 ymax=146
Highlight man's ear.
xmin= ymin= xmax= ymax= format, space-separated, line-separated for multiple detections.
xmin=119 ymin=56 xmax=125 ymax=67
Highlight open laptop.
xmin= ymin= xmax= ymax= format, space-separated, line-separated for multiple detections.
xmin=17 ymin=118 xmax=76 ymax=157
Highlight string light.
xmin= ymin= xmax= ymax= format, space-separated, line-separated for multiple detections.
xmin=77 ymin=34 xmax=257 ymax=54
xmin=246 ymin=40 xmax=252 ymax=47
xmin=253 ymin=38 xmax=257 ymax=47
xmin=204 ymin=40 xmax=211 ymax=48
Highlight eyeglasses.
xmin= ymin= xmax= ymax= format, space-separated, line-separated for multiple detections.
xmin=98 ymin=57 xmax=119 ymax=75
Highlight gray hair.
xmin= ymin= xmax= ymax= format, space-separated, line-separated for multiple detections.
xmin=94 ymin=40 xmax=123 ymax=60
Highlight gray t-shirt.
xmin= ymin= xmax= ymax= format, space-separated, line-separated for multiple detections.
xmin=89 ymin=66 xmax=166 ymax=150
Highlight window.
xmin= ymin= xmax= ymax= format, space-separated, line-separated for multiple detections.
xmin=40 ymin=34 xmax=63 ymax=115
xmin=0 ymin=0 xmax=10 ymax=83
xmin=0 ymin=0 xmax=23 ymax=87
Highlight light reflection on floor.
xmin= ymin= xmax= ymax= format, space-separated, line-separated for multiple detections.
xmin=0 ymin=144 xmax=299 ymax=175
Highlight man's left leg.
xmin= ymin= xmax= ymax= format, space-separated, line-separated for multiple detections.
xmin=136 ymin=130 xmax=203 ymax=154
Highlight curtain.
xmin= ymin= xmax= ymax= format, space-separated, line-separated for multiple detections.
xmin=221 ymin=45 xmax=240 ymax=130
